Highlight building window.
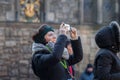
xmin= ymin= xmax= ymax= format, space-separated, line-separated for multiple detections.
xmin=0 ymin=0 xmax=15 ymax=21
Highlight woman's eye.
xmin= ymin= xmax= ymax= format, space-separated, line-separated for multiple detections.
xmin=49 ymin=34 xmax=53 ymax=36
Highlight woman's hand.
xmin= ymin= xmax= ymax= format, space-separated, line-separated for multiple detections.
xmin=69 ymin=27 xmax=78 ymax=40
xmin=59 ymin=23 xmax=68 ymax=36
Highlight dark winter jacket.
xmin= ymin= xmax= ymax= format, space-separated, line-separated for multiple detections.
xmin=94 ymin=22 xmax=120 ymax=80
xmin=80 ymin=71 xmax=94 ymax=80
xmin=80 ymin=64 xmax=94 ymax=80
xmin=32 ymin=35 xmax=83 ymax=80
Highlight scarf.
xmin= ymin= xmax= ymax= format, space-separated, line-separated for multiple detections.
xmin=32 ymin=42 xmax=69 ymax=60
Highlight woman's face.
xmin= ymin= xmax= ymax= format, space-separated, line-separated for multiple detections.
xmin=87 ymin=67 xmax=93 ymax=73
xmin=67 ymin=44 xmax=73 ymax=55
xmin=44 ymin=31 xmax=56 ymax=43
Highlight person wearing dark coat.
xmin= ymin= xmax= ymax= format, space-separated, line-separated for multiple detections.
xmin=65 ymin=40 xmax=75 ymax=79
xmin=31 ymin=23 xmax=83 ymax=80
xmin=93 ymin=21 xmax=120 ymax=80
xmin=79 ymin=64 xmax=94 ymax=80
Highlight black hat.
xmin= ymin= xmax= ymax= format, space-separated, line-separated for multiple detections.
xmin=87 ymin=64 xmax=93 ymax=68
xmin=32 ymin=24 xmax=54 ymax=44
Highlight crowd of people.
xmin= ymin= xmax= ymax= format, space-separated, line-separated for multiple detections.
xmin=31 ymin=21 xmax=120 ymax=80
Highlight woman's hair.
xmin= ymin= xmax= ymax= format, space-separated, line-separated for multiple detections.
xmin=32 ymin=24 xmax=54 ymax=44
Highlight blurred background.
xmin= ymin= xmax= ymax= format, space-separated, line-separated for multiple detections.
xmin=0 ymin=0 xmax=119 ymax=80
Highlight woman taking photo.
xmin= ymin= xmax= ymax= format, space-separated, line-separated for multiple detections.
xmin=32 ymin=23 xmax=83 ymax=80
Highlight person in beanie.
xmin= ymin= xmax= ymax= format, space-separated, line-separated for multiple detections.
xmin=32 ymin=23 xmax=83 ymax=80
xmin=65 ymin=40 xmax=75 ymax=79
xmin=93 ymin=21 xmax=120 ymax=80
xmin=79 ymin=64 xmax=94 ymax=80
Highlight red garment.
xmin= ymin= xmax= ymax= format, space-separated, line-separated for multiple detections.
xmin=69 ymin=66 xmax=73 ymax=75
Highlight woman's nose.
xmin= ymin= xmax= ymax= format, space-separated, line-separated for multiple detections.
xmin=50 ymin=35 xmax=57 ymax=43
xmin=53 ymin=34 xmax=57 ymax=39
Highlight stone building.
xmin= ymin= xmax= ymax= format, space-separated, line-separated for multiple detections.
xmin=0 ymin=0 xmax=119 ymax=80
xmin=0 ymin=0 xmax=119 ymax=24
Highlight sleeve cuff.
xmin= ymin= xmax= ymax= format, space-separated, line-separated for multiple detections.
xmin=71 ymin=36 xmax=79 ymax=40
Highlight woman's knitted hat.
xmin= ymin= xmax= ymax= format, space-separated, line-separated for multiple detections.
xmin=32 ymin=24 xmax=54 ymax=44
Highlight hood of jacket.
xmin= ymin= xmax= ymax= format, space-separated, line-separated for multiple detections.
xmin=95 ymin=21 xmax=120 ymax=53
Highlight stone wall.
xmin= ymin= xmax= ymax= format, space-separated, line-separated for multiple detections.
xmin=0 ymin=23 xmax=101 ymax=80
xmin=45 ymin=0 xmax=119 ymax=24
xmin=0 ymin=0 xmax=119 ymax=24
xmin=45 ymin=0 xmax=80 ymax=24
xmin=0 ymin=23 xmax=39 ymax=80
xmin=0 ymin=0 xmax=15 ymax=21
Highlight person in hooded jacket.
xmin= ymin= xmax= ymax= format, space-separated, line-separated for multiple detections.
xmin=79 ymin=64 xmax=94 ymax=80
xmin=31 ymin=23 xmax=83 ymax=80
xmin=93 ymin=21 xmax=120 ymax=80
